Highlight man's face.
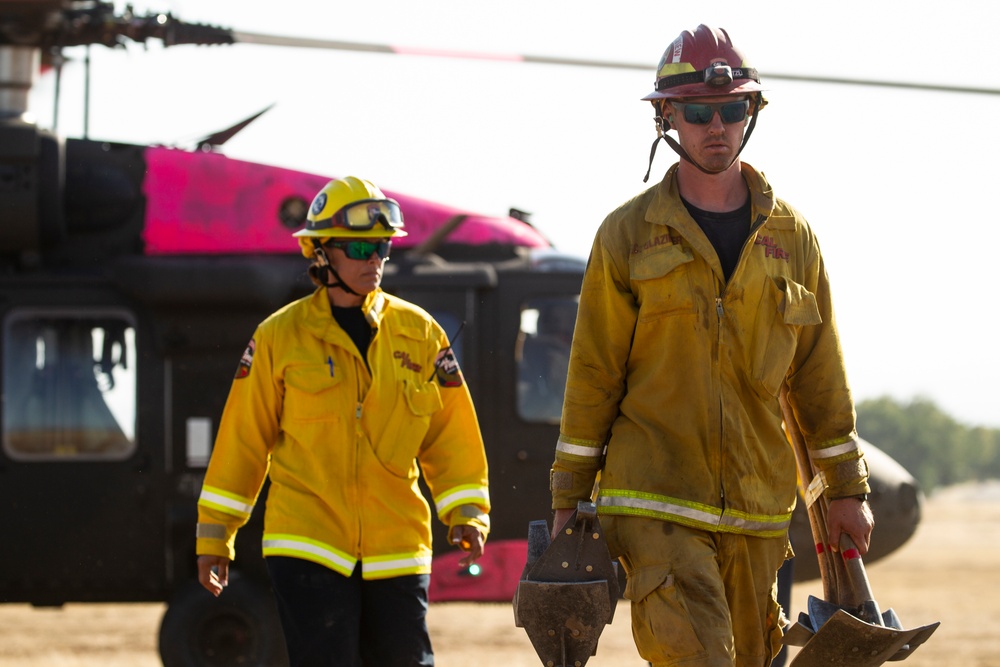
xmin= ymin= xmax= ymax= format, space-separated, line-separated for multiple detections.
xmin=664 ymin=95 xmax=750 ymax=173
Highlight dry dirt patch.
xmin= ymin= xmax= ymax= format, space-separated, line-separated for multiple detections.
xmin=1 ymin=483 xmax=996 ymax=666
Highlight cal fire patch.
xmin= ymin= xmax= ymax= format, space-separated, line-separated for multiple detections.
xmin=235 ymin=338 xmax=255 ymax=379
xmin=433 ymin=347 xmax=463 ymax=387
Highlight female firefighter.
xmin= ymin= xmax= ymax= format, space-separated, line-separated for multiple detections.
xmin=195 ymin=176 xmax=491 ymax=667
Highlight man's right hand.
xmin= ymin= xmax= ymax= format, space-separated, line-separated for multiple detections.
xmin=197 ymin=555 xmax=230 ymax=597
xmin=551 ymin=508 xmax=575 ymax=541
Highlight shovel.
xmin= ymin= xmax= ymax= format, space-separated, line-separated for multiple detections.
xmin=786 ymin=533 xmax=940 ymax=666
xmin=778 ymin=387 xmax=940 ymax=666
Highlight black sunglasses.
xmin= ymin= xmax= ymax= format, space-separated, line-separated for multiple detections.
xmin=672 ymin=99 xmax=749 ymax=125
xmin=322 ymin=239 xmax=392 ymax=260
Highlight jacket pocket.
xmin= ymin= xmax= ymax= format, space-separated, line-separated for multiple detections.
xmin=750 ymin=276 xmax=822 ymax=397
xmin=629 ymin=245 xmax=697 ymax=322
xmin=282 ymin=364 xmax=346 ymax=422
xmin=376 ymin=379 xmax=443 ymax=477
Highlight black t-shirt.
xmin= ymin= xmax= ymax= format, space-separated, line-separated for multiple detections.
xmin=682 ymin=196 xmax=752 ymax=282
xmin=331 ymin=305 xmax=372 ymax=365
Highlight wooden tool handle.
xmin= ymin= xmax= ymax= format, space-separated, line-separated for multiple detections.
xmin=778 ymin=386 xmax=840 ymax=603
xmin=839 ymin=533 xmax=875 ymax=601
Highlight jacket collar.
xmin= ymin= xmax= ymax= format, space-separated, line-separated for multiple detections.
xmin=302 ymin=287 xmax=388 ymax=341
xmin=645 ymin=161 xmax=776 ymax=235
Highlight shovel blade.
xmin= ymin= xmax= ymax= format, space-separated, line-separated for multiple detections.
xmin=805 ymin=594 xmax=841 ymax=631
xmin=790 ymin=609 xmax=933 ymax=667
xmin=782 ymin=620 xmax=815 ymax=648
xmin=888 ymin=621 xmax=941 ymax=661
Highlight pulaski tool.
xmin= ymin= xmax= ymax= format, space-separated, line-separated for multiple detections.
xmin=513 ymin=501 xmax=619 ymax=667
xmin=779 ymin=387 xmax=939 ymax=666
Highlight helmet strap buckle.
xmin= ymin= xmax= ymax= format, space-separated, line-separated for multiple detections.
xmin=312 ymin=241 xmax=331 ymax=267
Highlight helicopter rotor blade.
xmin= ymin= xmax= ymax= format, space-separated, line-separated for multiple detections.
xmin=232 ymin=30 xmax=1000 ymax=97
xmin=196 ymin=104 xmax=276 ymax=150
xmin=231 ymin=30 xmax=647 ymax=71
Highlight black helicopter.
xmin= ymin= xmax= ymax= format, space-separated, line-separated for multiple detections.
xmin=0 ymin=3 xmax=940 ymax=666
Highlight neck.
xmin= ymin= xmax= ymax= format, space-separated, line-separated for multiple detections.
xmin=327 ymin=287 xmax=365 ymax=308
xmin=676 ymin=159 xmax=748 ymax=212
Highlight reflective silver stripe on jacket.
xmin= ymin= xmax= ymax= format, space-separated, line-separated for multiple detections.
xmin=556 ymin=438 xmax=603 ymax=458
xmin=198 ymin=487 xmax=254 ymax=517
xmin=361 ymin=555 xmax=433 ymax=578
xmin=811 ymin=437 xmax=860 ymax=460
xmin=598 ymin=491 xmax=791 ymax=537
xmin=435 ymin=485 xmax=490 ymax=515
xmin=262 ymin=536 xmax=356 ymax=576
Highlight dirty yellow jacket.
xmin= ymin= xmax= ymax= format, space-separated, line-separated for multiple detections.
xmin=197 ymin=287 xmax=490 ymax=579
xmin=552 ymin=163 xmax=868 ymax=539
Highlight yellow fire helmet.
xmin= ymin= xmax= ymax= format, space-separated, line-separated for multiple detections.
xmin=294 ymin=176 xmax=407 ymax=259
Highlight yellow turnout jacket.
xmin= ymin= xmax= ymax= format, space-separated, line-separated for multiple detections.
xmin=552 ymin=163 xmax=868 ymax=538
xmin=197 ymin=287 xmax=490 ymax=579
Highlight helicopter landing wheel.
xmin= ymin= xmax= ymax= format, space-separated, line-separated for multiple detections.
xmin=158 ymin=572 xmax=288 ymax=667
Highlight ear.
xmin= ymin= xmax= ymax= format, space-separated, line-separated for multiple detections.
xmin=661 ymin=101 xmax=676 ymax=130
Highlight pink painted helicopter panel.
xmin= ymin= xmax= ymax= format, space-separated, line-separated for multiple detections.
xmin=142 ymin=147 xmax=551 ymax=254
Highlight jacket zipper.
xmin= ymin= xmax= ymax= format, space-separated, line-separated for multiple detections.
xmin=354 ymin=356 xmax=364 ymax=557
xmin=715 ymin=214 xmax=767 ymax=514
xmin=715 ymin=296 xmax=726 ymax=513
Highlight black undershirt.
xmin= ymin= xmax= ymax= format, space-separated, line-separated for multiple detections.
xmin=331 ymin=306 xmax=372 ymax=365
xmin=682 ymin=196 xmax=752 ymax=282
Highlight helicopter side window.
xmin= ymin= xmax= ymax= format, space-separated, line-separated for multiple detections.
xmin=2 ymin=310 xmax=137 ymax=461
xmin=516 ymin=298 xmax=578 ymax=424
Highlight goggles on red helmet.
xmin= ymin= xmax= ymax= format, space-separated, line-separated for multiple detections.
xmin=310 ymin=198 xmax=404 ymax=234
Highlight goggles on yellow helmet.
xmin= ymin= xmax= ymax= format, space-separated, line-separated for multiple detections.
xmin=311 ymin=198 xmax=404 ymax=235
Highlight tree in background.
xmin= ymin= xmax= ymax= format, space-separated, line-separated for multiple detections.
xmin=857 ymin=396 xmax=1000 ymax=493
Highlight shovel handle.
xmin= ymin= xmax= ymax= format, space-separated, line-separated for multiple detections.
xmin=839 ymin=533 xmax=875 ymax=601
xmin=778 ymin=387 xmax=839 ymax=603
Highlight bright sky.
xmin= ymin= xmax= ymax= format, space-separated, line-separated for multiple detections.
xmin=29 ymin=0 xmax=1000 ymax=428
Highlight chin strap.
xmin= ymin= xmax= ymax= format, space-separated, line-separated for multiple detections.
xmin=312 ymin=243 xmax=362 ymax=296
xmin=642 ymin=98 xmax=762 ymax=182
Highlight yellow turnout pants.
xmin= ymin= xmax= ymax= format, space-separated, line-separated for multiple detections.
xmin=605 ymin=516 xmax=790 ymax=667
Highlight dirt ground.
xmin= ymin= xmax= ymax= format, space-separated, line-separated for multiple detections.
xmin=1 ymin=482 xmax=996 ymax=667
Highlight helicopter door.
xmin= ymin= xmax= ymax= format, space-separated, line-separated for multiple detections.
xmin=0 ymin=306 xmax=164 ymax=605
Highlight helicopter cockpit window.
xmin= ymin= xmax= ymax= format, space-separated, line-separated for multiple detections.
xmin=2 ymin=310 xmax=137 ymax=461
xmin=516 ymin=297 xmax=578 ymax=424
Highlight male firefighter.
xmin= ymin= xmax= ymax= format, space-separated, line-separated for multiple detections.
xmin=195 ymin=176 xmax=490 ymax=667
xmin=549 ymin=25 xmax=874 ymax=667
